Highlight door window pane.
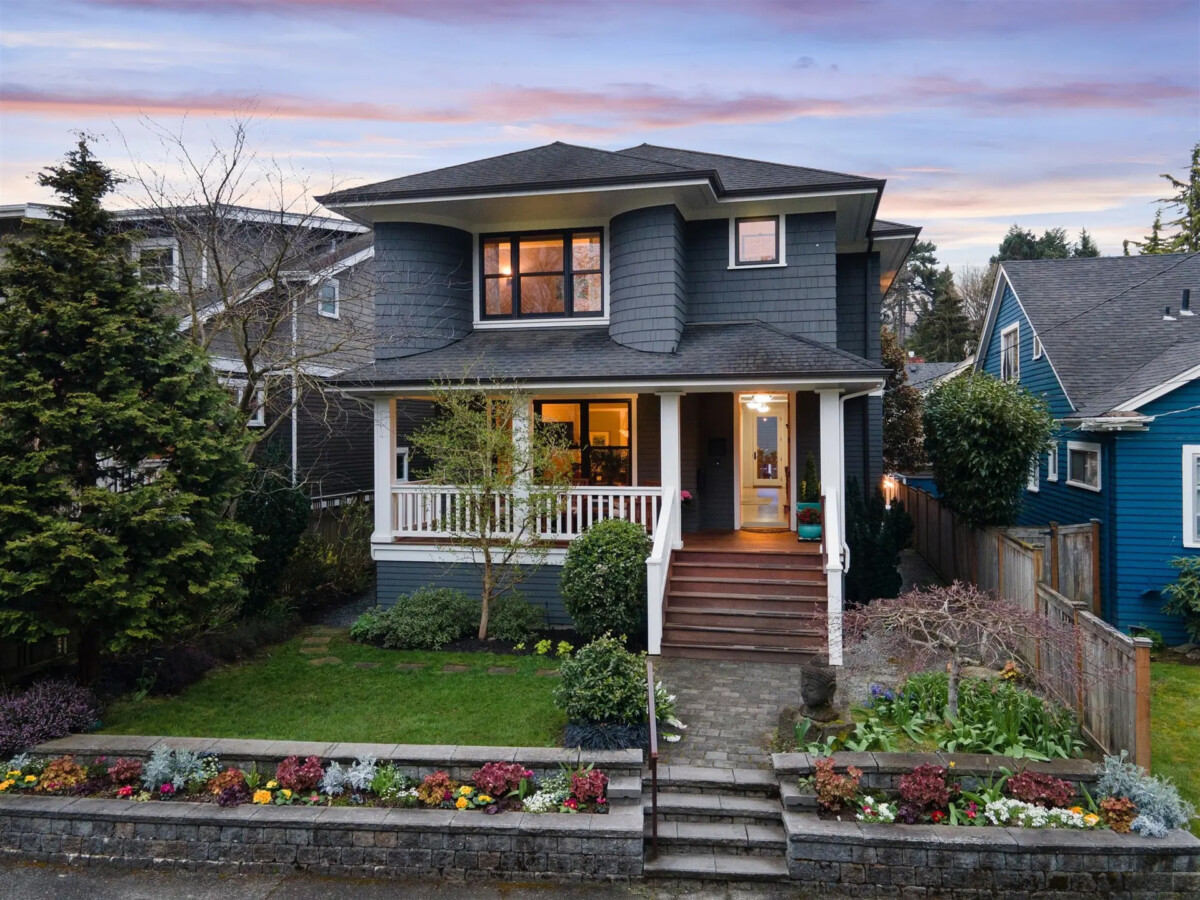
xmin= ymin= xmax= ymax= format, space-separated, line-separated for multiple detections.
xmin=519 ymin=275 xmax=564 ymax=314
xmin=519 ymin=236 xmax=563 ymax=273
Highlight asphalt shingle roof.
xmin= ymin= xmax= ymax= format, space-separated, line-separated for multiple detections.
xmin=998 ymin=253 xmax=1200 ymax=415
xmin=319 ymin=141 xmax=882 ymax=205
xmin=905 ymin=361 xmax=963 ymax=390
xmin=331 ymin=321 xmax=887 ymax=388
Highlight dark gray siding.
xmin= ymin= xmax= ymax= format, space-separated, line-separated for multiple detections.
xmin=297 ymin=388 xmax=373 ymax=497
xmin=374 ymin=222 xmax=473 ymax=360
xmin=794 ymin=392 xmax=821 ymax=485
xmin=679 ymin=393 xmax=734 ymax=532
xmin=636 ymin=393 xmax=661 ymax=485
xmin=608 ymin=205 xmax=686 ymax=352
xmin=685 ymin=212 xmax=837 ymax=343
xmin=376 ymin=560 xmax=571 ymax=627
xmin=837 ymin=252 xmax=883 ymax=494
xmin=394 ymin=399 xmax=439 ymax=478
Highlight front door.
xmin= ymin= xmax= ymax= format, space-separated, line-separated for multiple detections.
xmin=738 ymin=394 xmax=789 ymax=528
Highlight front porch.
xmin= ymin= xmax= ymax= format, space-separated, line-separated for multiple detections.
xmin=369 ymin=386 xmax=873 ymax=664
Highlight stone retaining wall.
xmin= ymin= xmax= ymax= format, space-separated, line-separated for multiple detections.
xmin=784 ymin=812 xmax=1200 ymax=899
xmin=0 ymin=795 xmax=644 ymax=882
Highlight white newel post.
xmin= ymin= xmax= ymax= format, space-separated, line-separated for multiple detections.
xmin=818 ymin=389 xmax=845 ymax=666
xmin=659 ymin=392 xmax=683 ymax=550
xmin=372 ymin=397 xmax=395 ymax=544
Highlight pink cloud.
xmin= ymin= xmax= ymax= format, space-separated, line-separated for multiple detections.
xmin=913 ymin=75 xmax=1198 ymax=111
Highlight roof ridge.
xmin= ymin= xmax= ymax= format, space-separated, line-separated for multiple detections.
xmin=621 ymin=143 xmax=876 ymax=184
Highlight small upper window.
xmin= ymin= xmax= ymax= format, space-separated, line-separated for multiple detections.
xmin=1032 ymin=335 xmax=1043 ymax=360
xmin=1184 ymin=445 xmax=1200 ymax=548
xmin=1000 ymin=324 xmax=1020 ymax=381
xmin=733 ymin=216 xmax=781 ymax=266
xmin=1027 ymin=457 xmax=1040 ymax=493
xmin=318 ymin=279 xmax=339 ymax=318
xmin=1047 ymin=442 xmax=1059 ymax=482
xmin=1067 ymin=441 xmax=1101 ymax=491
xmin=136 ymin=240 xmax=178 ymax=290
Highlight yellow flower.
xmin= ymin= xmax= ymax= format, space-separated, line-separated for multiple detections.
xmin=266 ymin=780 xmax=278 ymax=790
xmin=948 ymin=761 xmax=956 ymax=769
xmin=478 ymin=795 xmax=493 ymax=804
xmin=6 ymin=770 xmax=19 ymax=778
xmin=0 ymin=780 xmax=13 ymax=792
xmin=459 ymin=785 xmax=473 ymax=795
xmin=1069 ymin=806 xmax=1083 ymax=815
xmin=1084 ymin=813 xmax=1100 ymax=826
xmin=253 ymin=790 xmax=273 ymax=805
xmin=23 ymin=775 xmax=37 ymax=784
xmin=282 ymin=789 xmax=292 ymax=799
xmin=455 ymin=797 xmax=469 ymax=809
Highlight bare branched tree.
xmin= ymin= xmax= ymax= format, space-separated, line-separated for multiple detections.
xmin=116 ymin=115 xmax=379 ymax=463
xmin=955 ymin=263 xmax=996 ymax=336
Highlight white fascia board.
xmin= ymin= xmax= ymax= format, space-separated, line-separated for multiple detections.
xmin=208 ymin=355 xmax=343 ymax=379
xmin=335 ymin=375 xmax=887 ymax=396
xmin=113 ymin=205 xmax=367 ymax=234
xmin=712 ymin=187 xmax=879 ymax=204
xmin=1114 ymin=362 xmax=1200 ymax=412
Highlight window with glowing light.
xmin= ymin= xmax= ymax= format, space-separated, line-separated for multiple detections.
xmin=481 ymin=230 xmax=603 ymax=320
xmin=734 ymin=216 xmax=780 ymax=266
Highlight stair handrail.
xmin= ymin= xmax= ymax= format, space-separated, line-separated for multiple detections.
xmin=646 ymin=657 xmax=659 ymax=861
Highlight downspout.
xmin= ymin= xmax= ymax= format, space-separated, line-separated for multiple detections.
xmin=291 ymin=289 xmax=299 ymax=487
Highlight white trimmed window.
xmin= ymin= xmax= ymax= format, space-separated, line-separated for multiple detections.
xmin=1000 ymin=323 xmax=1020 ymax=381
xmin=134 ymin=238 xmax=179 ymax=290
xmin=225 ymin=377 xmax=265 ymax=428
xmin=1184 ymin=444 xmax=1200 ymax=548
xmin=396 ymin=446 xmax=410 ymax=483
xmin=1067 ymin=441 xmax=1101 ymax=491
xmin=1027 ymin=457 xmax=1040 ymax=492
xmin=317 ymin=279 xmax=339 ymax=318
xmin=1033 ymin=336 xmax=1043 ymax=360
xmin=729 ymin=215 xmax=786 ymax=268
xmin=1047 ymin=442 xmax=1059 ymax=482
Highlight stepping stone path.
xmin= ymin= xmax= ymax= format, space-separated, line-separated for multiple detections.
xmin=309 ymin=656 xmax=340 ymax=666
xmin=536 ymin=669 xmax=560 ymax=678
xmin=298 ymin=646 xmax=326 ymax=655
xmin=353 ymin=662 xmax=380 ymax=670
xmin=301 ymin=636 xmax=331 ymax=646
xmin=486 ymin=666 xmax=516 ymax=675
xmin=441 ymin=664 xmax=470 ymax=673
xmin=395 ymin=663 xmax=425 ymax=671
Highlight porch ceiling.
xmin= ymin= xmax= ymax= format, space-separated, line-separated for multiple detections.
xmin=331 ymin=321 xmax=887 ymax=394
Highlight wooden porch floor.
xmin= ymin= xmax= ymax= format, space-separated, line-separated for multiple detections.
xmin=681 ymin=530 xmax=820 ymax=554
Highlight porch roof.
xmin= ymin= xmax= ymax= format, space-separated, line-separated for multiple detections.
xmin=330 ymin=321 xmax=887 ymax=391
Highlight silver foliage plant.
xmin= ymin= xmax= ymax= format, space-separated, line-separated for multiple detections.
xmin=321 ymin=756 xmax=378 ymax=795
xmin=320 ymin=761 xmax=347 ymax=796
xmin=1096 ymin=753 xmax=1195 ymax=836
xmin=140 ymin=747 xmax=213 ymax=791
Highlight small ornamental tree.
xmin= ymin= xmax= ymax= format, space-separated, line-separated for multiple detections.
xmin=0 ymin=140 xmax=254 ymax=683
xmin=410 ymin=382 xmax=572 ymax=640
xmin=923 ymin=372 xmax=1055 ymax=528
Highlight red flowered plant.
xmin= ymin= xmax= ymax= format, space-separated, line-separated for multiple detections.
xmin=472 ymin=762 xmax=534 ymax=797
xmin=209 ymin=768 xmax=247 ymax=796
xmin=117 ymin=785 xmax=134 ymax=799
xmin=417 ymin=771 xmax=459 ymax=808
xmin=797 ymin=507 xmax=822 ymax=526
xmin=570 ymin=769 xmax=609 ymax=804
xmin=897 ymin=764 xmax=957 ymax=823
xmin=930 ymin=810 xmax=947 ymax=824
xmin=1005 ymin=770 xmax=1075 ymax=809
xmin=275 ymin=755 xmax=324 ymax=792
xmin=106 ymin=757 xmax=143 ymax=785
xmin=811 ymin=757 xmax=862 ymax=813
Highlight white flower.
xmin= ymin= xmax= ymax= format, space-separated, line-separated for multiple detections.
xmin=665 ymin=716 xmax=687 ymax=730
xmin=664 ymin=734 xmax=682 ymax=743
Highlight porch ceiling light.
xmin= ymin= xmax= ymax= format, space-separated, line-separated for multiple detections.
xmin=752 ymin=394 xmax=771 ymax=404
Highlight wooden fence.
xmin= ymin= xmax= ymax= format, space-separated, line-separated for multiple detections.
xmin=897 ymin=482 xmax=1151 ymax=767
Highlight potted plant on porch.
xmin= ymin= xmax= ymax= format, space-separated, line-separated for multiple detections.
xmin=796 ymin=453 xmax=821 ymax=541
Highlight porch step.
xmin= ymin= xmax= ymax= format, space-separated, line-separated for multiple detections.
xmin=659 ymin=641 xmax=820 ymax=663
xmin=667 ymin=593 xmax=825 ymax=614
xmin=672 ymin=561 xmax=824 ymax=580
xmin=663 ymin=624 xmax=823 ymax=649
xmin=672 ymin=549 xmax=820 ymax=568
xmin=668 ymin=576 xmax=825 ymax=597
xmin=666 ymin=609 xmax=825 ymax=632
xmin=643 ymin=851 xmax=790 ymax=882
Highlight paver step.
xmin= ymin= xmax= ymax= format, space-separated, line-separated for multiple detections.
xmin=642 ymin=765 xmax=778 ymax=797
xmin=606 ymin=774 xmax=642 ymax=801
xmin=660 ymin=641 xmax=819 ymax=664
xmin=646 ymin=791 xmax=783 ymax=823
xmin=645 ymin=820 xmax=787 ymax=856
xmin=643 ymin=851 xmax=790 ymax=882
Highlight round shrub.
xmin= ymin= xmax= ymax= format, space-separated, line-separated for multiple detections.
xmin=560 ymin=519 xmax=651 ymax=640
xmin=487 ymin=592 xmax=546 ymax=643
xmin=349 ymin=586 xmax=477 ymax=650
xmin=553 ymin=634 xmax=648 ymax=725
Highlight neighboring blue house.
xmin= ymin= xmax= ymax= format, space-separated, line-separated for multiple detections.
xmin=976 ymin=254 xmax=1200 ymax=643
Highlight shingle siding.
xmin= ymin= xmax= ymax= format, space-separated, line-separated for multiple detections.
xmin=636 ymin=393 xmax=661 ymax=485
xmin=837 ymin=252 xmax=883 ymax=494
xmin=685 ymin=212 xmax=838 ymax=342
xmin=374 ymin=222 xmax=473 ymax=360
xmin=296 ymin=390 xmax=373 ymax=497
xmin=376 ymin=560 xmax=571 ymax=627
xmin=608 ymin=205 xmax=686 ymax=353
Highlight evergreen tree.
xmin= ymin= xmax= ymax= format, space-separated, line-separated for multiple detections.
xmin=992 ymin=224 xmax=1089 ymax=263
xmin=1160 ymin=142 xmax=1200 ymax=252
xmin=881 ymin=329 xmax=926 ymax=473
xmin=908 ymin=266 xmax=975 ymax=362
xmin=0 ymin=140 xmax=254 ymax=683
xmin=1072 ymin=228 xmax=1100 ymax=257
xmin=882 ymin=239 xmax=939 ymax=347
xmin=1132 ymin=210 xmax=1171 ymax=255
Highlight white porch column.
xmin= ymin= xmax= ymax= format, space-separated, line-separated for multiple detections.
xmin=372 ymin=397 xmax=396 ymax=544
xmin=658 ymin=392 xmax=683 ymax=549
xmin=818 ymin=388 xmax=845 ymax=666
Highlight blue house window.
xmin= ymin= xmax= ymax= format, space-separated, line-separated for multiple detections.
xmin=1185 ymin=444 xmax=1200 ymax=549
xmin=1000 ymin=324 xmax=1020 ymax=381
xmin=1067 ymin=441 xmax=1101 ymax=492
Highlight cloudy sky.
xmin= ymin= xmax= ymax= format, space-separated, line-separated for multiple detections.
xmin=1 ymin=0 xmax=1197 ymax=267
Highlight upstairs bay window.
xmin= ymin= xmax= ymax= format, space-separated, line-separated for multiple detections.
xmin=481 ymin=230 xmax=603 ymax=320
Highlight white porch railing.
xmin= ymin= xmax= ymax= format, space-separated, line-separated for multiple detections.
xmin=391 ymin=484 xmax=662 ymax=541
xmin=645 ymin=489 xmax=677 ymax=656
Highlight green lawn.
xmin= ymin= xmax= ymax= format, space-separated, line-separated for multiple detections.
xmin=100 ymin=630 xmax=566 ymax=747
xmin=1150 ymin=660 xmax=1200 ymax=837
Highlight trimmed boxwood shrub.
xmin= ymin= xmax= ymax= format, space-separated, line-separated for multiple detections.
xmin=350 ymin=586 xmax=477 ymax=650
xmin=487 ymin=592 xmax=546 ymax=643
xmin=560 ymin=519 xmax=651 ymax=641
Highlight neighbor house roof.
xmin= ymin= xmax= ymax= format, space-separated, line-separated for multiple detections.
xmin=905 ymin=360 xmax=968 ymax=391
xmin=980 ymin=253 xmax=1200 ymax=416
xmin=330 ymin=321 xmax=887 ymax=390
xmin=317 ymin=141 xmax=883 ymax=206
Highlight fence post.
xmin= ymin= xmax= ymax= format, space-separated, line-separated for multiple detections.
xmin=1048 ymin=522 xmax=1060 ymax=593
xmin=1072 ymin=604 xmax=1084 ymax=721
xmin=996 ymin=531 xmax=1005 ymax=597
xmin=1090 ymin=519 xmax=1102 ymax=618
xmin=1134 ymin=637 xmax=1152 ymax=771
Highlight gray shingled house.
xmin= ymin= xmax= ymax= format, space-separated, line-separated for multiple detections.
xmin=318 ymin=142 xmax=919 ymax=663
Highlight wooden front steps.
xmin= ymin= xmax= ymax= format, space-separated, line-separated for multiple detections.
xmin=660 ymin=542 xmax=826 ymax=664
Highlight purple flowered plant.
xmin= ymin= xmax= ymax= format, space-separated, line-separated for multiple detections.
xmin=0 ymin=679 xmax=100 ymax=757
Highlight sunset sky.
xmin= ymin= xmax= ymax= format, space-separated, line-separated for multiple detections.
xmin=1 ymin=0 xmax=1197 ymax=267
